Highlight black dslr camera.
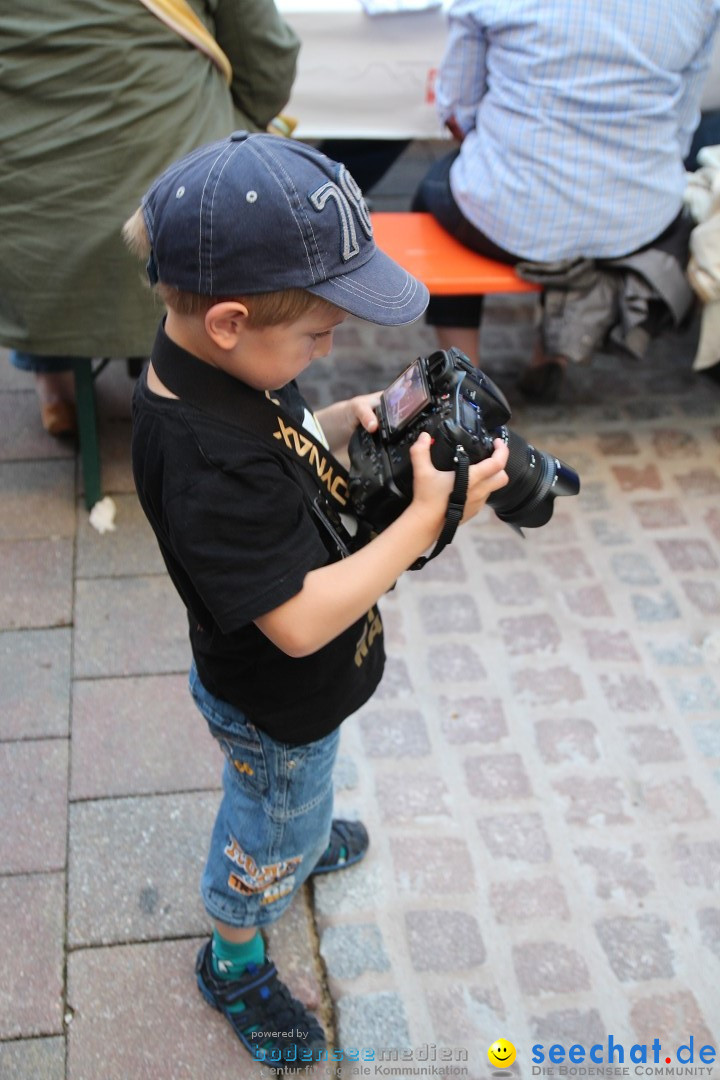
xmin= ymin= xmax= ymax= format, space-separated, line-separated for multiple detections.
xmin=348 ymin=348 xmax=580 ymax=533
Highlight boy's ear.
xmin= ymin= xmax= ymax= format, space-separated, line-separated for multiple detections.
xmin=205 ymin=301 xmax=250 ymax=349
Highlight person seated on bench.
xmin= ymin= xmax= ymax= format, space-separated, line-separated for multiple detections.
xmin=413 ymin=0 xmax=720 ymax=401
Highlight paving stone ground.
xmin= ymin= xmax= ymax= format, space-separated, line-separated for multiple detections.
xmin=1 ymin=142 xmax=719 ymax=1079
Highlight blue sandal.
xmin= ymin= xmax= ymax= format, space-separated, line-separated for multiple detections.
xmin=196 ymin=941 xmax=326 ymax=1070
xmin=311 ymin=819 xmax=369 ymax=875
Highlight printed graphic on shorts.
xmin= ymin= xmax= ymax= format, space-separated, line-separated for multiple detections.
xmin=233 ymin=759 xmax=255 ymax=776
xmin=227 ymin=871 xmax=298 ymax=905
xmin=224 ymin=835 xmax=302 ymax=898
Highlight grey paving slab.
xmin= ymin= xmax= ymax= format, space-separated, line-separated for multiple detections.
xmin=314 ymin=858 xmax=389 ymax=918
xmin=335 ymin=991 xmax=410 ymax=1051
xmin=64 ymin=888 xmax=322 ymax=1079
xmin=73 ymin=575 xmax=189 ymax=677
xmin=0 ymin=390 xmax=73 ymax=462
xmin=320 ymin=922 xmax=391 ymax=980
xmin=0 ymin=873 xmax=66 ymax=1038
xmin=75 ymin=491 xmax=167 ymax=578
xmin=67 ymin=790 xmax=217 ymax=946
xmin=0 ymin=739 xmax=68 ymax=873
xmin=0 ymin=1037 xmax=66 ymax=1080
xmin=0 ymin=538 xmax=73 ymax=630
xmin=70 ymin=673 xmax=221 ymax=799
xmin=0 ymin=459 xmax=76 ymax=540
xmin=66 ymin=938 xmax=269 ymax=1080
xmin=0 ymin=628 xmax=71 ymax=740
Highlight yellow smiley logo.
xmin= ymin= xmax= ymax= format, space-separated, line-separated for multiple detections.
xmin=488 ymin=1039 xmax=517 ymax=1069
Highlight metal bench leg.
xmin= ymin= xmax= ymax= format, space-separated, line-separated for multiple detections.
xmin=73 ymin=358 xmax=102 ymax=510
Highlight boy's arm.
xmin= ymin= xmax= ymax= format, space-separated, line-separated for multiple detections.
xmin=254 ymin=433 xmax=509 ymax=657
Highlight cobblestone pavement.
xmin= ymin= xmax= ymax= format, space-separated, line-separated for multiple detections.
xmin=1 ymin=144 xmax=719 ymax=1079
xmin=303 ymin=310 xmax=720 ymax=1077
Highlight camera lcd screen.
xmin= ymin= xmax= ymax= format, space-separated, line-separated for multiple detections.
xmin=382 ymin=360 xmax=431 ymax=435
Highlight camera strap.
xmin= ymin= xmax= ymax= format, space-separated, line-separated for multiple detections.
xmin=150 ymin=336 xmax=360 ymax=556
xmin=409 ymin=445 xmax=470 ymax=570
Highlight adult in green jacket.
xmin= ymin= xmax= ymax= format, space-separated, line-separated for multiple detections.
xmin=0 ymin=0 xmax=299 ymax=434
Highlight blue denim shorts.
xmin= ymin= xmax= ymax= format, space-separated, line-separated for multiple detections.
xmin=189 ymin=664 xmax=340 ymax=927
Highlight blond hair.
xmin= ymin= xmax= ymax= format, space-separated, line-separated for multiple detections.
xmin=122 ymin=207 xmax=340 ymax=327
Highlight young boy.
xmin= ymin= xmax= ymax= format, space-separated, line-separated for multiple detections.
xmin=125 ymin=131 xmax=508 ymax=1068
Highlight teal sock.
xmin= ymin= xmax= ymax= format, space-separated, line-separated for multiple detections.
xmin=211 ymin=930 xmax=265 ymax=1014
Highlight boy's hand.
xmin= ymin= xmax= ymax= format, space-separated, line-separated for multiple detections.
xmin=408 ymin=432 xmax=509 ymax=531
xmin=345 ymin=392 xmax=382 ymax=434
xmin=316 ymin=392 xmax=382 ymax=452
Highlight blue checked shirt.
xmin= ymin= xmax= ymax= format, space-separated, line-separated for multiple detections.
xmin=437 ymin=0 xmax=720 ymax=260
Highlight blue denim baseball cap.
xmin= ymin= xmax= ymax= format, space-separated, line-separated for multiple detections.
xmin=141 ymin=131 xmax=429 ymax=326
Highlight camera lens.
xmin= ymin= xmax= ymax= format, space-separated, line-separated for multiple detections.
xmin=487 ymin=427 xmax=580 ymax=528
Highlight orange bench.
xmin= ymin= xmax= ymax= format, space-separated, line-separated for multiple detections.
xmin=371 ymin=212 xmax=539 ymax=296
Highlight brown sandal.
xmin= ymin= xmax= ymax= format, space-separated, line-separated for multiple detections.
xmin=41 ymin=400 xmax=77 ymax=437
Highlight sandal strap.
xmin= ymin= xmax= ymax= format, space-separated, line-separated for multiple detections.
xmin=313 ymin=818 xmax=368 ymax=873
xmin=204 ymin=958 xmax=278 ymax=1011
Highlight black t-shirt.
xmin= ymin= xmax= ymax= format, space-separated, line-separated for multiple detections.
xmin=131 ymin=325 xmax=384 ymax=744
